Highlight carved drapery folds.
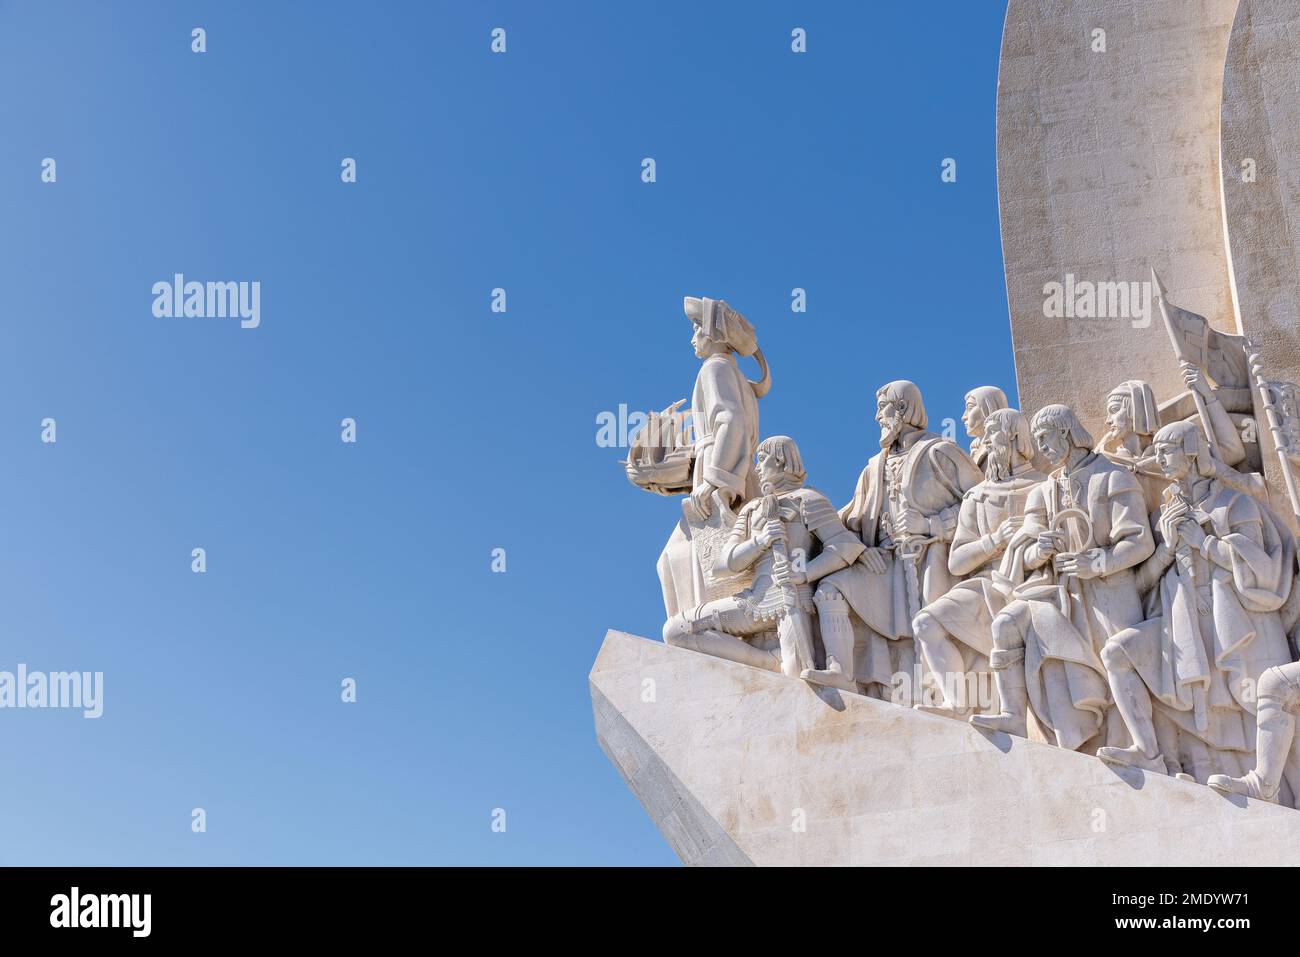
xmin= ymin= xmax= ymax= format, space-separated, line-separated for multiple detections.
xmin=621 ymin=287 xmax=1300 ymax=809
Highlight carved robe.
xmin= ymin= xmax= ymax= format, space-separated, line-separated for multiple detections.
xmin=922 ymin=464 xmax=1045 ymax=658
xmin=1095 ymin=435 xmax=1174 ymax=520
xmin=996 ymin=453 xmax=1155 ymax=750
xmin=657 ymin=353 xmax=761 ymax=617
xmin=823 ymin=431 xmax=981 ymax=693
xmin=690 ymin=353 xmax=761 ymax=502
xmin=1108 ymin=480 xmax=1296 ymax=783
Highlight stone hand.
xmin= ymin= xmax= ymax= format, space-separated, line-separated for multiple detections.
xmin=1163 ymin=500 xmax=1190 ymax=548
xmin=994 ymin=516 xmax=1023 ymax=547
xmin=897 ymin=507 xmax=931 ymax=538
xmin=1178 ymin=518 xmax=1206 ymax=550
xmin=1180 ymin=360 xmax=1212 ymax=398
xmin=688 ymin=482 xmax=716 ymax=521
xmin=772 ymin=554 xmax=806 ymax=586
xmin=1055 ymin=548 xmax=1104 ymax=579
xmin=1037 ymin=530 xmax=1063 ymax=558
xmin=754 ymin=519 xmax=785 ymax=550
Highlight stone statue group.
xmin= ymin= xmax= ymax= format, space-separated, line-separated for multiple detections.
xmin=623 ymin=293 xmax=1300 ymax=808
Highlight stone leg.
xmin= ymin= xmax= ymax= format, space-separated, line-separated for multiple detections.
xmin=1096 ymin=636 xmax=1168 ymax=774
xmin=912 ymin=610 xmax=972 ymax=716
xmin=1209 ymin=664 xmax=1300 ymax=803
xmin=663 ymin=598 xmax=778 ymax=673
xmin=969 ymin=606 xmax=1028 ymax=737
xmin=803 ymin=587 xmax=857 ymax=691
xmin=1258 ymin=707 xmax=1299 ymax=803
xmin=1152 ymin=708 xmax=1191 ymax=779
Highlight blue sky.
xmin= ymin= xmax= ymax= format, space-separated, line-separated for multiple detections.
xmin=0 ymin=0 xmax=1012 ymax=865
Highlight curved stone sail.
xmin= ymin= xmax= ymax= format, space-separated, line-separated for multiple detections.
xmin=601 ymin=0 xmax=1300 ymax=865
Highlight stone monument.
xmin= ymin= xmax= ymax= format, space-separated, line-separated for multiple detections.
xmin=593 ymin=0 xmax=1300 ymax=865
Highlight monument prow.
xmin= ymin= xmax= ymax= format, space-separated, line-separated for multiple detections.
xmin=591 ymin=629 xmax=1300 ymax=866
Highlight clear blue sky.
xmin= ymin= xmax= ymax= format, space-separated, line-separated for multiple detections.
xmin=0 ymin=0 xmax=1013 ymax=865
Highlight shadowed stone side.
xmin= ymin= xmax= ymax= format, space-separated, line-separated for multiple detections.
xmin=591 ymin=628 xmax=1300 ymax=866
xmin=1220 ymin=0 xmax=1300 ymax=518
xmin=592 ymin=680 xmax=752 ymax=866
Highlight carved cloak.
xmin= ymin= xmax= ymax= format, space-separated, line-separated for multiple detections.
xmin=821 ymin=432 xmax=980 ymax=693
xmin=1109 ymin=481 xmax=1295 ymax=778
xmin=998 ymin=452 xmax=1155 ymax=750
xmin=690 ymin=353 xmax=760 ymax=502
xmin=923 ymin=468 xmax=1044 ymax=656
xmin=657 ymin=353 xmax=760 ymax=617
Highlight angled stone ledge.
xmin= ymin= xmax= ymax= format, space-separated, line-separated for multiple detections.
xmin=591 ymin=629 xmax=1300 ymax=866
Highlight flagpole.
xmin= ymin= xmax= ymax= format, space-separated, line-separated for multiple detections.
xmin=1244 ymin=337 xmax=1300 ymax=529
xmin=1151 ymin=268 xmax=1220 ymax=459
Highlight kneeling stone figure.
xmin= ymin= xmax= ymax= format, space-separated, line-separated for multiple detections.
xmin=1209 ymin=661 xmax=1300 ymax=804
xmin=664 ymin=436 xmax=864 ymax=675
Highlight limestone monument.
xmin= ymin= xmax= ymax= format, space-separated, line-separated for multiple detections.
xmin=970 ymin=404 xmax=1153 ymax=751
xmin=1099 ymin=421 xmax=1296 ymax=784
xmin=962 ymin=385 xmax=1009 ymax=472
xmin=808 ymin=381 xmax=981 ymax=699
xmin=661 ymin=435 xmax=864 ymax=680
xmin=913 ymin=406 xmax=1044 ymax=718
xmin=624 ymin=296 xmax=770 ymax=619
xmin=594 ymin=0 xmax=1300 ymax=866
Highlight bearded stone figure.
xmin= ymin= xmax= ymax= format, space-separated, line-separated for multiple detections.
xmin=912 ymin=407 xmax=1046 ymax=717
xmin=1098 ymin=422 xmax=1297 ymax=790
xmin=803 ymin=381 xmax=981 ymax=699
xmin=970 ymin=404 xmax=1155 ymax=750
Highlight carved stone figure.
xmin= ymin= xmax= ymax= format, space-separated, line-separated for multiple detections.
xmin=970 ymin=404 xmax=1155 ymax=750
xmin=614 ymin=288 xmax=1300 ymax=825
xmin=1097 ymin=369 xmax=1253 ymax=515
xmin=962 ymin=385 xmax=1008 ymax=472
xmin=912 ymin=408 xmax=1046 ymax=717
xmin=663 ymin=436 xmax=863 ymax=676
xmin=1153 ymin=270 xmax=1256 ymax=421
xmin=1097 ymin=421 xmax=1296 ymax=784
xmin=805 ymin=381 xmax=981 ymax=696
xmin=1209 ymin=661 xmax=1300 ymax=805
xmin=625 ymin=297 xmax=771 ymax=618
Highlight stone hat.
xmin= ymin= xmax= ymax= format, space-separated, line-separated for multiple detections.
xmin=684 ymin=297 xmax=758 ymax=357
xmin=683 ymin=296 xmax=770 ymax=398
xmin=1110 ymin=380 xmax=1159 ymax=437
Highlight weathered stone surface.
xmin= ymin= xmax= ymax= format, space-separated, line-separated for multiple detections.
xmin=997 ymin=0 xmax=1240 ymax=438
xmin=591 ymin=665 xmax=751 ymax=866
xmin=591 ymin=629 xmax=1300 ymax=866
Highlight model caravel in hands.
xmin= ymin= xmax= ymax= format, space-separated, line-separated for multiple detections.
xmin=622 ymin=283 xmax=1300 ymax=808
